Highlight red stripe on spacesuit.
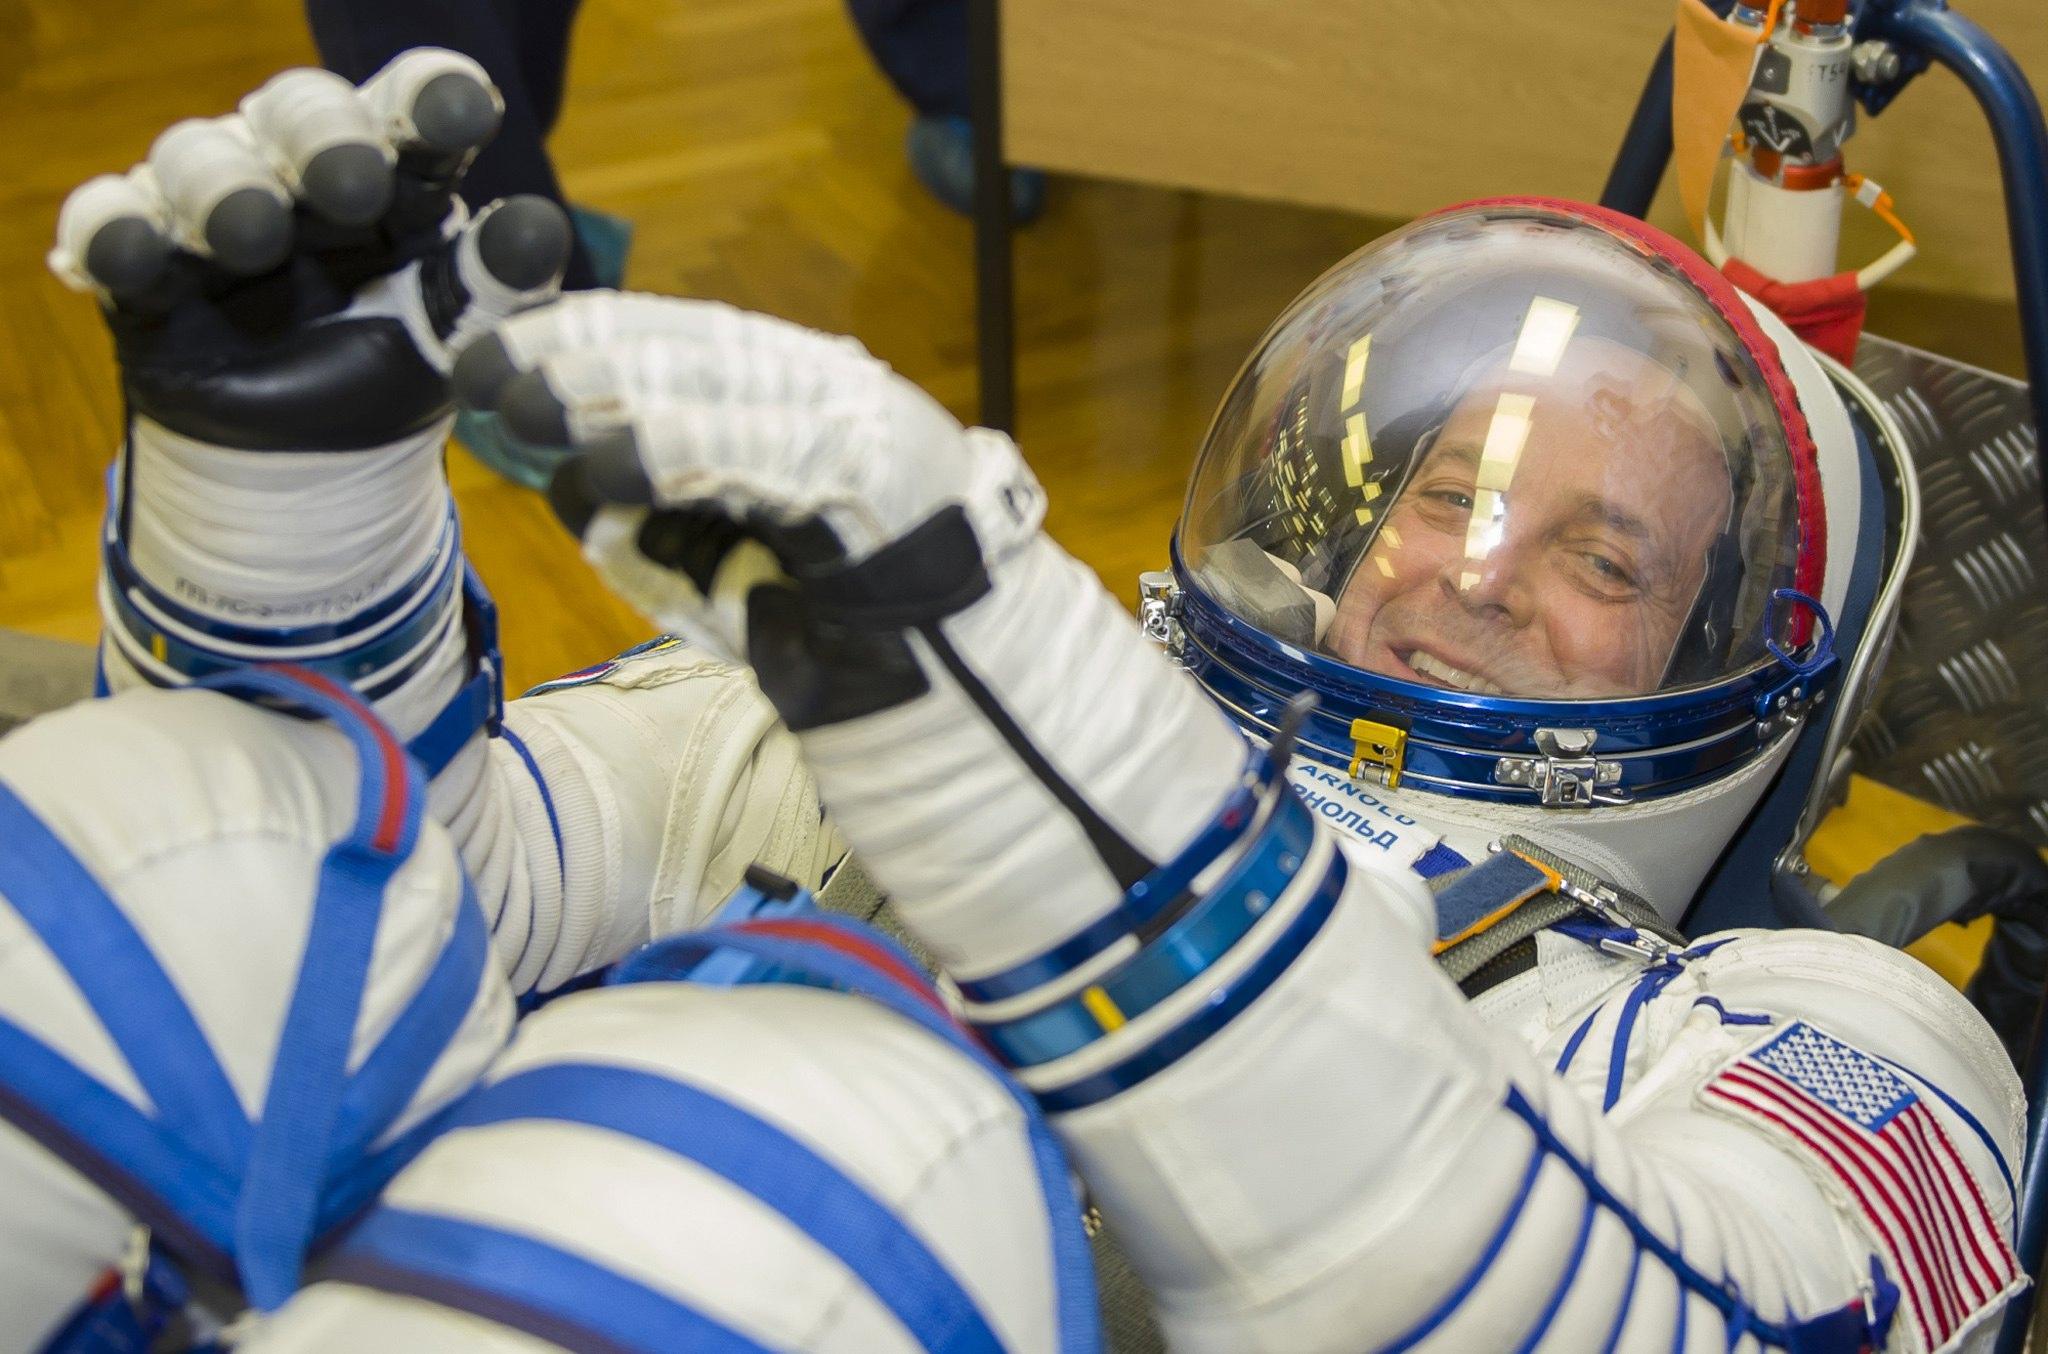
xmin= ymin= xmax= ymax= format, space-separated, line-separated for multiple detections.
xmin=274 ymin=664 xmax=409 ymax=855
xmin=730 ymin=919 xmax=960 ymax=1027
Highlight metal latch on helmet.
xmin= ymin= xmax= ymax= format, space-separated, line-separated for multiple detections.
xmin=1492 ymin=728 xmax=1627 ymax=808
xmin=1755 ymin=587 xmax=1837 ymax=736
xmin=1348 ymin=717 xmax=1408 ymax=788
xmin=1137 ymin=570 xmax=1188 ymax=665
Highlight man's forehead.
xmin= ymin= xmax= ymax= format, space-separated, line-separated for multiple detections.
xmin=1435 ymin=368 xmax=1729 ymax=492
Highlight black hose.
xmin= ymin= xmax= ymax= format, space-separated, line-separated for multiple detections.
xmin=1827 ymin=825 xmax=2048 ymax=1064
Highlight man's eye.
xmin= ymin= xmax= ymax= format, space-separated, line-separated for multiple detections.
xmin=1422 ymin=487 xmax=1474 ymax=512
xmin=1579 ymin=552 xmax=1640 ymax=592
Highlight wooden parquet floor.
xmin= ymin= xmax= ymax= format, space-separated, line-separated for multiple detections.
xmin=0 ymin=0 xmax=2027 ymax=699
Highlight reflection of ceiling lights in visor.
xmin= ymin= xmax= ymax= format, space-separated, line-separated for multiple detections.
xmin=1508 ymin=296 xmax=1580 ymax=377
xmin=1463 ymin=391 xmax=1534 ymax=576
xmin=1339 ymin=335 xmax=1377 ymax=525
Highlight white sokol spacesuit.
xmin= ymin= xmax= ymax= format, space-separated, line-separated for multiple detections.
xmin=4 ymin=52 xmax=871 ymax=1350
xmin=283 ymin=197 xmax=2009 ymax=1352
xmin=18 ymin=55 xmax=2026 ymax=1353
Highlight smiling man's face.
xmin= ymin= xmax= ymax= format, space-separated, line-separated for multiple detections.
xmin=1324 ymin=342 xmax=1734 ymax=699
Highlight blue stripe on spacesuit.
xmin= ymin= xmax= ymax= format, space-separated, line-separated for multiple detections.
xmin=0 ymin=670 xmax=493 ymax=1340
xmin=0 ymin=904 xmax=479 ymax=1312
xmin=327 ymin=874 xmax=489 ymax=1168
xmin=194 ymin=666 xmax=429 ymax=1310
xmin=497 ymin=725 xmax=564 ymax=984
xmin=103 ymin=553 xmax=508 ymax=790
xmin=619 ymin=915 xmax=1104 ymax=1354
xmin=975 ymin=788 xmax=1315 ymax=1068
xmin=1555 ymin=1006 xmax=1603 ymax=1076
xmin=1604 ymin=959 xmax=1687 ymax=1111
xmin=100 ymin=510 xmax=459 ymax=651
xmin=1690 ymin=996 xmax=1774 ymax=1028
xmin=1669 ymin=1215 xmax=1690 ymax=1354
xmin=1499 ymin=1086 xmax=1888 ymax=1351
xmin=436 ymin=1063 xmax=1011 ymax=1354
xmin=1031 ymin=849 xmax=1346 ymax=1115
xmin=0 ymin=1014 xmax=242 ymax=1279
xmin=1515 ymin=1197 xmax=1600 ymax=1354
xmin=332 ymin=1207 xmax=774 ymax=1353
xmin=954 ymin=742 xmax=1277 ymax=1005
xmin=1600 ymin=1242 xmax=1645 ymax=1353
xmin=1374 ymin=1083 xmax=1892 ymax=1351
xmin=498 ymin=726 xmax=565 ymax=877
xmin=0 ymin=781 xmax=253 ymax=1172
xmin=1381 ymin=1147 xmax=1549 ymax=1350
xmin=103 ymin=532 xmax=463 ymax=688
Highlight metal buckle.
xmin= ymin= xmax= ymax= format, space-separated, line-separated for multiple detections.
xmin=1492 ymin=728 xmax=1626 ymax=807
xmin=1348 ymin=717 xmax=1408 ymax=788
xmin=1137 ymin=571 xmax=1187 ymax=665
xmin=1754 ymin=674 xmax=1826 ymax=741
xmin=1489 ymin=836 xmax=1671 ymax=961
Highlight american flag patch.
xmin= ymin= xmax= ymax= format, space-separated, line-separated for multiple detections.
xmin=1702 ymin=1021 xmax=2018 ymax=1349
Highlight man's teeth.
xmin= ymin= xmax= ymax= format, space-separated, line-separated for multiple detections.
xmin=1407 ymin=651 xmax=1504 ymax=695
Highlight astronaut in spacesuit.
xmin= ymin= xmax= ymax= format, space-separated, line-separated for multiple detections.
xmin=31 ymin=56 xmax=2027 ymax=1352
xmin=410 ymin=197 xmax=2016 ymax=1351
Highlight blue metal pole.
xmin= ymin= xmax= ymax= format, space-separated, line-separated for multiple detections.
xmin=1601 ymin=32 xmax=1677 ymax=218
xmin=1862 ymin=2 xmax=2048 ymax=548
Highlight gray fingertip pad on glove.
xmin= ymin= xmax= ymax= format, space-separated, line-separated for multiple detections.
xmin=84 ymin=217 xmax=172 ymax=297
xmin=301 ymin=143 xmax=393 ymax=226
xmin=539 ymin=429 xmax=654 ymax=536
xmin=412 ymin=70 xmax=502 ymax=155
xmin=205 ymin=187 xmax=292 ymax=274
xmin=546 ymin=454 xmax=604 ymax=537
xmin=580 ymin=427 xmax=657 ymax=506
xmin=451 ymin=333 xmax=519 ymax=410
xmin=475 ymin=195 xmax=571 ymax=291
xmin=499 ymin=369 xmax=572 ymax=444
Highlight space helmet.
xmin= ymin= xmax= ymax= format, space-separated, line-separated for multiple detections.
xmin=1163 ymin=199 xmax=1880 ymax=916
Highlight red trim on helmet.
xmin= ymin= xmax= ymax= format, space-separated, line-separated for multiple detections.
xmin=1424 ymin=197 xmax=1827 ymax=640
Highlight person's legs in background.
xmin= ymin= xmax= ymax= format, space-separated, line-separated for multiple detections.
xmin=305 ymin=0 xmax=627 ymax=484
xmin=844 ymin=0 xmax=1045 ymax=224
xmin=487 ymin=0 xmax=633 ymax=289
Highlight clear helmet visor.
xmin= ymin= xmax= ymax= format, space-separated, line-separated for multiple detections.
xmin=1180 ymin=202 xmax=1807 ymax=700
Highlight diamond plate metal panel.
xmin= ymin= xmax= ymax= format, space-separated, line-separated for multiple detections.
xmin=1849 ymin=336 xmax=2048 ymax=845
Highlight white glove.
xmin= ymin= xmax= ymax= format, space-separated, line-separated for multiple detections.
xmin=456 ymin=292 xmax=1246 ymax=978
xmin=54 ymin=49 xmax=569 ymax=653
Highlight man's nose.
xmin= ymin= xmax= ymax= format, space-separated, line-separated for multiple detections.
xmin=1438 ymin=544 xmax=1536 ymax=627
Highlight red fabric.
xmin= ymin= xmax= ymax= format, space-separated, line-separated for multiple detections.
xmin=1425 ymin=198 xmax=1828 ymax=643
xmin=1719 ymin=257 xmax=1868 ymax=368
xmin=732 ymin=918 xmax=957 ymax=1023
xmin=277 ymin=664 xmax=410 ymax=854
